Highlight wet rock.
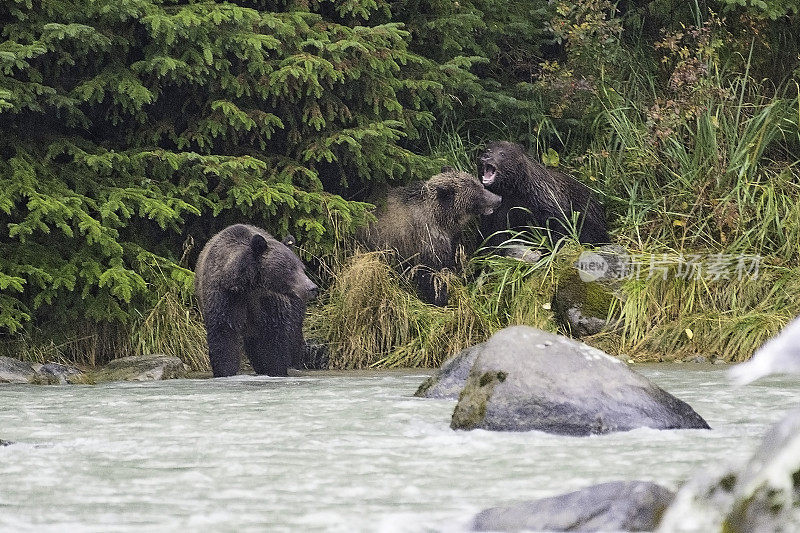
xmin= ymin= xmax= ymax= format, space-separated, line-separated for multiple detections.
xmin=659 ymin=407 xmax=800 ymax=532
xmin=551 ymin=269 xmax=612 ymax=337
xmin=70 ymin=355 xmax=187 ymax=384
xmin=0 ymin=439 xmax=14 ymax=446
xmin=0 ymin=356 xmax=36 ymax=384
xmin=473 ymin=481 xmax=675 ymax=532
xmin=450 ymin=326 xmax=710 ymax=435
xmin=414 ymin=343 xmax=484 ymax=399
xmin=35 ymin=363 xmax=84 ymax=384
xmin=552 ymin=245 xmax=629 ymax=337
xmin=102 ymin=354 xmax=187 ymax=381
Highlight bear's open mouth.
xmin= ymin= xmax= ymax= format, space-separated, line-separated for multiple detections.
xmin=482 ymin=164 xmax=497 ymax=186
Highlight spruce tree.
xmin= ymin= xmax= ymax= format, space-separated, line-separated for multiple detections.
xmin=391 ymin=0 xmax=553 ymax=138
xmin=0 ymin=0 xmax=440 ymax=339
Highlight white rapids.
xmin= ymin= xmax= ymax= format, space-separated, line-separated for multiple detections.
xmin=0 ymin=366 xmax=797 ymax=532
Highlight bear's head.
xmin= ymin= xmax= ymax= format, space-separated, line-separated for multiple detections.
xmin=478 ymin=140 xmax=528 ymax=193
xmin=249 ymin=234 xmax=318 ymax=301
xmin=425 ymin=169 xmax=502 ymax=233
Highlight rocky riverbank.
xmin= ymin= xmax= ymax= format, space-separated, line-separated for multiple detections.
xmin=0 ymin=354 xmax=191 ymax=385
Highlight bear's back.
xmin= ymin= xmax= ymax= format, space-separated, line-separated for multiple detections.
xmin=366 ymin=182 xmax=451 ymax=262
xmin=481 ymin=141 xmax=609 ymax=245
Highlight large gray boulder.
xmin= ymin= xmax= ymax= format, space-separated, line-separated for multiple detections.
xmin=0 ymin=356 xmax=37 ymax=383
xmin=473 ymin=481 xmax=675 ymax=532
xmin=450 ymin=326 xmax=709 ymax=435
xmin=659 ymin=407 xmax=800 ymax=532
xmin=414 ymin=343 xmax=484 ymax=399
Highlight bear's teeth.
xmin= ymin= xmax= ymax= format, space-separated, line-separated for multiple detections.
xmin=482 ymin=166 xmax=496 ymax=186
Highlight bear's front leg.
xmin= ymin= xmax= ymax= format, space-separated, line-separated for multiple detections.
xmin=206 ymin=322 xmax=242 ymax=377
xmin=245 ymin=338 xmax=290 ymax=376
xmin=244 ymin=296 xmax=294 ymax=377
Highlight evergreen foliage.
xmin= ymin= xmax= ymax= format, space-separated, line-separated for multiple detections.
xmin=0 ymin=0 xmax=441 ymax=342
xmin=392 ymin=0 xmax=554 ymax=143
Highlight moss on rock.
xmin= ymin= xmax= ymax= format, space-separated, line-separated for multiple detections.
xmin=450 ymin=368 xmax=507 ymax=430
xmin=552 ymin=268 xmax=620 ymax=337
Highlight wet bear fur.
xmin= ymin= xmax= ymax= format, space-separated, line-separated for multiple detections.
xmin=361 ymin=168 xmax=501 ymax=306
xmin=478 ymin=141 xmax=610 ymax=246
xmin=194 ymin=224 xmax=318 ymax=377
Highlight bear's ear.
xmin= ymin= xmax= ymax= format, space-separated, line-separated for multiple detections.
xmin=435 ymin=184 xmax=454 ymax=206
xmin=281 ymin=234 xmax=296 ymax=248
xmin=441 ymin=165 xmax=454 ymax=173
xmin=250 ymin=234 xmax=270 ymax=256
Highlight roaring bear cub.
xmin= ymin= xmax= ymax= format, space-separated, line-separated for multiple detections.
xmin=194 ymin=224 xmax=318 ymax=377
xmin=478 ymin=141 xmax=610 ymax=246
xmin=361 ymin=168 xmax=501 ymax=306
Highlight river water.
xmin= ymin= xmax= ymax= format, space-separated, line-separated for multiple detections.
xmin=0 ymin=365 xmax=797 ymax=532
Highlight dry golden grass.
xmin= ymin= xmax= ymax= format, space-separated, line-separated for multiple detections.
xmin=306 ymin=251 xmax=491 ymax=369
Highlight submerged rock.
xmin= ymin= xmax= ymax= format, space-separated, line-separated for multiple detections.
xmin=659 ymin=407 xmax=800 ymax=532
xmin=0 ymin=356 xmax=36 ymax=384
xmin=70 ymin=354 xmax=187 ymax=384
xmin=473 ymin=481 xmax=675 ymax=532
xmin=450 ymin=326 xmax=710 ymax=435
xmin=414 ymin=343 xmax=484 ymax=399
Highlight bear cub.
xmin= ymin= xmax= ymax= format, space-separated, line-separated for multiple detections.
xmin=361 ymin=168 xmax=501 ymax=306
xmin=194 ymin=224 xmax=318 ymax=377
xmin=479 ymin=141 xmax=610 ymax=246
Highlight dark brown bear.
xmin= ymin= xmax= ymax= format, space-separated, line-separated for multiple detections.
xmin=478 ymin=141 xmax=610 ymax=246
xmin=361 ymin=168 xmax=501 ymax=306
xmin=194 ymin=224 xmax=318 ymax=377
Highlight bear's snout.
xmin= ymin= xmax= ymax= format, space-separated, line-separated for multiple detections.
xmin=306 ymin=281 xmax=319 ymax=300
xmin=482 ymin=190 xmax=502 ymax=215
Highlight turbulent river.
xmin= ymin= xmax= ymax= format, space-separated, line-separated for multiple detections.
xmin=0 ymin=365 xmax=797 ymax=532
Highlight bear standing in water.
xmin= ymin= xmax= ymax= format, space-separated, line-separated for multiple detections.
xmin=361 ymin=168 xmax=501 ymax=306
xmin=478 ymin=141 xmax=610 ymax=246
xmin=194 ymin=224 xmax=318 ymax=377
